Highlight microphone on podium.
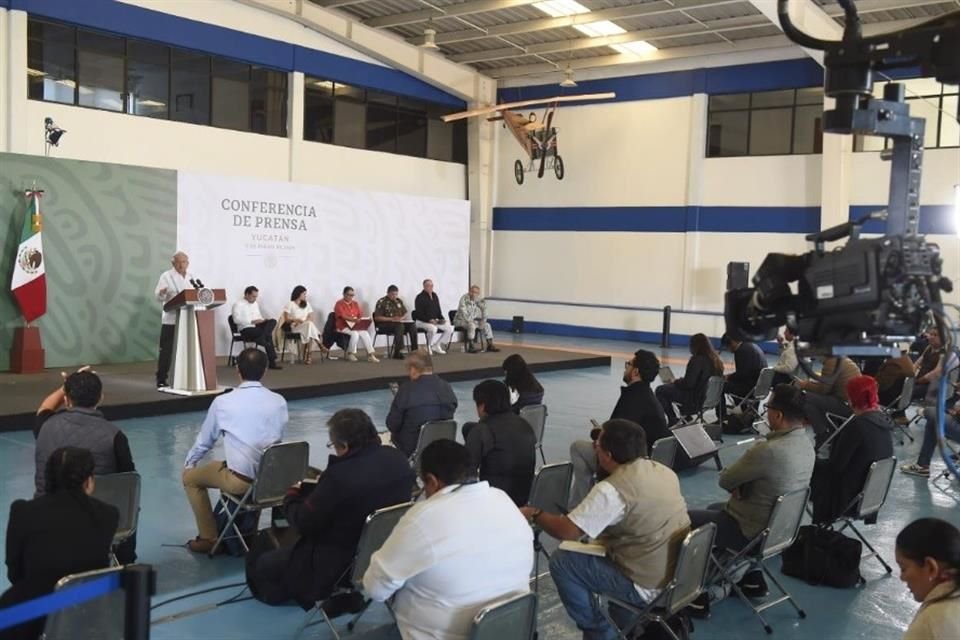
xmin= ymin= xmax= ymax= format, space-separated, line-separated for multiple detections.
xmin=196 ymin=279 xmax=205 ymax=288
xmin=189 ymin=279 xmax=199 ymax=289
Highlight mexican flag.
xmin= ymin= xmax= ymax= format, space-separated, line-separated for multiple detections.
xmin=11 ymin=191 xmax=46 ymax=323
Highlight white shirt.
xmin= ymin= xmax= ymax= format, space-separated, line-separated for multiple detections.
xmin=232 ymin=299 xmax=265 ymax=331
xmin=183 ymin=381 xmax=289 ymax=478
xmin=283 ymin=301 xmax=313 ymax=322
xmin=155 ymin=268 xmax=193 ymax=325
xmin=568 ymin=482 xmax=661 ymax=602
xmin=363 ymin=482 xmax=533 ymax=640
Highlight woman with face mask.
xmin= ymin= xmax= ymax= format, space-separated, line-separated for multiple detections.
xmin=895 ymin=518 xmax=960 ymax=640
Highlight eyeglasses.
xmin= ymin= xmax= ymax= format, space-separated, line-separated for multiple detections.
xmin=345 ymin=293 xmax=355 ymax=298
xmin=326 ymin=441 xmax=339 ymax=449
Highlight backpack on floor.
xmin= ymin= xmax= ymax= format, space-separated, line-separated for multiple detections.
xmin=722 ymin=413 xmax=753 ymax=435
xmin=780 ymin=525 xmax=864 ymax=588
xmin=213 ymin=499 xmax=260 ymax=557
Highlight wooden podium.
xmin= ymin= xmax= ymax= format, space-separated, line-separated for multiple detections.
xmin=162 ymin=288 xmax=226 ymax=395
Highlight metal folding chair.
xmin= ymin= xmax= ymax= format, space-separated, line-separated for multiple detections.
xmin=828 ymin=457 xmax=897 ymax=574
xmin=884 ymin=376 xmax=916 ymax=445
xmin=211 ymin=441 xmax=310 ymax=557
xmin=410 ymin=419 xmax=458 ymax=469
xmin=227 ymin=315 xmax=256 ymax=366
xmin=696 ymin=376 xmax=727 ymax=439
xmin=817 ymin=406 xmax=855 ymax=454
xmin=295 ymin=502 xmax=414 ymax=640
xmin=42 ymin=567 xmax=126 ymax=640
xmin=650 ymin=436 xmax=678 ymax=469
xmin=726 ymin=368 xmax=776 ymax=424
xmin=91 ymin=472 xmax=141 ymax=566
xmin=520 ymin=404 xmax=548 ymax=465
xmin=595 ymin=523 xmax=717 ymax=640
xmin=710 ymin=487 xmax=809 ymax=635
xmin=527 ymin=462 xmax=573 ymax=591
xmin=470 ymin=592 xmax=539 ymax=640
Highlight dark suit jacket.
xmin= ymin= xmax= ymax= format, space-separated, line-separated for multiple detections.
xmin=465 ymin=412 xmax=537 ymax=506
xmin=385 ymin=374 xmax=458 ymax=457
xmin=282 ymin=444 xmax=415 ymax=608
xmin=729 ymin=341 xmax=766 ymax=386
xmin=674 ymin=354 xmax=722 ymax=411
xmin=811 ymin=410 xmax=894 ymax=523
xmin=413 ymin=291 xmax=444 ymax=322
xmin=1 ymin=492 xmax=118 ymax=640
xmin=610 ymin=381 xmax=671 ymax=447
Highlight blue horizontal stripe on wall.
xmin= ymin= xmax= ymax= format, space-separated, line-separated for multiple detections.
xmin=493 ymin=206 xmax=821 ymax=234
xmin=850 ymin=205 xmax=956 ymax=235
xmin=497 ymin=58 xmax=825 ymax=106
xmin=487 ymin=297 xmax=724 ymax=316
xmin=14 ymin=0 xmax=465 ymax=108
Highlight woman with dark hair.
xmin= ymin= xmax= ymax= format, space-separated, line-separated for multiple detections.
xmin=0 ymin=447 xmax=118 ymax=640
xmin=896 ymin=518 xmax=960 ymax=639
xmin=280 ymin=285 xmax=327 ymax=364
xmin=502 ymin=353 xmax=544 ymax=412
xmin=655 ymin=333 xmax=724 ymax=426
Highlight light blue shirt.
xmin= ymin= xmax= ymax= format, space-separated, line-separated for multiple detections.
xmin=184 ymin=381 xmax=289 ymax=479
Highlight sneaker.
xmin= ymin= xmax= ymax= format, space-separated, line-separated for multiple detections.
xmin=685 ymin=593 xmax=710 ymax=620
xmin=431 ymin=345 xmax=446 ymax=355
xmin=157 ymin=381 xmax=169 ymax=390
xmin=186 ymin=537 xmax=217 ymax=554
xmin=738 ymin=570 xmax=769 ymax=598
xmin=901 ymin=463 xmax=930 ymax=477
xmin=346 ymin=353 xmax=358 ymax=362
xmin=367 ymin=354 xmax=380 ymax=363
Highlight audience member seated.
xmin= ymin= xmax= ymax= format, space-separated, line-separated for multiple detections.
xmin=0 ymin=448 xmax=118 ymax=640
xmin=385 ymin=352 xmax=458 ymax=458
xmin=913 ymin=329 xmax=959 ymax=404
xmin=181 ymin=349 xmax=289 ymax=553
xmin=453 ymin=285 xmax=500 ymax=353
xmin=570 ymin=349 xmax=671 ymax=506
xmin=413 ymin=279 xmax=453 ymax=355
xmin=771 ymin=326 xmax=800 ymax=386
xmin=901 ymin=393 xmax=960 ymax=479
xmin=521 ymin=419 xmax=690 ymax=640
xmin=797 ymin=355 xmax=861 ymax=444
xmin=232 ymin=285 xmax=281 ymax=370
xmin=373 ymin=285 xmax=419 ymax=360
xmin=720 ymin=333 xmax=766 ymax=400
xmin=896 ymin=518 xmax=960 ymax=640
xmin=363 ymin=440 xmax=533 ymax=640
xmin=655 ymin=333 xmax=724 ymax=426
xmin=503 ymin=353 xmax=544 ymax=412
xmin=810 ymin=376 xmax=893 ymax=524
xmin=688 ymin=385 xmax=814 ymax=615
xmin=280 ymin=285 xmax=327 ymax=364
xmin=33 ymin=368 xmax=136 ymax=563
xmin=462 ymin=380 xmax=537 ymax=506
xmin=335 ymin=286 xmax=379 ymax=363
xmin=875 ymin=347 xmax=915 ymax=408
xmin=246 ymin=409 xmax=414 ymax=609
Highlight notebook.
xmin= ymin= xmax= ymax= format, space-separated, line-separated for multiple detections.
xmin=345 ymin=318 xmax=372 ymax=331
xmin=558 ymin=541 xmax=607 ymax=557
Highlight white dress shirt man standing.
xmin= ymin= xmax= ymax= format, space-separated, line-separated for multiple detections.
xmin=363 ymin=439 xmax=533 ymax=640
xmin=231 ymin=285 xmax=281 ymax=369
xmin=181 ymin=348 xmax=288 ymax=553
xmin=154 ymin=251 xmax=193 ymax=389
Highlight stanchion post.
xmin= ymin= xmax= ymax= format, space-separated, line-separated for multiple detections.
xmin=122 ymin=565 xmax=156 ymax=640
xmin=661 ymin=306 xmax=671 ymax=348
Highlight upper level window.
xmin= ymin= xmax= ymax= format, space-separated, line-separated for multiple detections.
xmin=304 ymin=76 xmax=465 ymax=164
xmin=707 ymin=88 xmax=824 ymax=157
xmin=854 ymin=78 xmax=959 ymax=151
xmin=27 ymin=18 xmax=288 ymax=138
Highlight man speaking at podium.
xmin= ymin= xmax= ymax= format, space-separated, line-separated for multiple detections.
xmin=154 ymin=251 xmax=193 ymax=389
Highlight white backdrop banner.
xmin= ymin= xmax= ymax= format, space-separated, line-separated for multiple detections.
xmin=176 ymin=171 xmax=471 ymax=356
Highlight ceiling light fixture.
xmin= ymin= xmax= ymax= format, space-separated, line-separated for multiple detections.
xmin=422 ymin=28 xmax=439 ymax=49
xmin=559 ymin=66 xmax=577 ymax=88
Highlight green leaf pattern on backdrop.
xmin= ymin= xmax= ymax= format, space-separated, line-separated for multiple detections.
xmin=0 ymin=153 xmax=176 ymax=369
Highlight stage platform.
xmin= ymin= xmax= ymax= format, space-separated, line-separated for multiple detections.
xmin=0 ymin=345 xmax=609 ymax=432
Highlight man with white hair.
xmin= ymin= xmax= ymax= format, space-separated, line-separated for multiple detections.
xmin=154 ymin=251 xmax=194 ymax=389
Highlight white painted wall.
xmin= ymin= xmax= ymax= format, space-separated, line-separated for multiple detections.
xmin=701 ymin=155 xmax=822 ymax=206
xmin=851 ymin=148 xmax=960 ymax=207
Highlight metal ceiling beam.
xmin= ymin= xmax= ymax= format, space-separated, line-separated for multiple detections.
xmin=407 ymin=0 xmax=748 ymax=45
xmin=314 ymin=0 xmax=376 ymax=8
xmin=486 ymin=34 xmax=791 ymax=77
xmin=746 ymin=0 xmax=840 ymax=65
xmin=449 ymin=14 xmax=770 ymax=63
xmin=364 ymin=0 xmax=541 ymax=28
xmin=821 ymin=0 xmax=956 ymax=16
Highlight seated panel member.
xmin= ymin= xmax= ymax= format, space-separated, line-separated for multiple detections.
xmin=334 ymin=286 xmax=379 ymax=363
xmin=385 ymin=352 xmax=458 ymax=458
xmin=232 ymin=285 xmax=282 ymax=370
xmin=521 ymin=419 xmax=691 ymax=640
xmin=413 ymin=279 xmax=453 ymax=355
xmin=246 ymin=409 xmax=414 ymax=608
xmin=374 ymin=285 xmax=419 ymax=360
xmin=281 ymin=285 xmax=327 ymax=364
xmin=363 ymin=440 xmax=533 ymax=640
xmin=453 ymin=285 xmax=500 ymax=353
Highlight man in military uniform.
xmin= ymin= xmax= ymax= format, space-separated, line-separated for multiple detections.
xmin=374 ymin=285 xmax=419 ymax=360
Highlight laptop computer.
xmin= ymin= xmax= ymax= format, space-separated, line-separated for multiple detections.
xmin=671 ymin=424 xmax=719 ymax=459
xmin=659 ymin=366 xmax=676 ymax=383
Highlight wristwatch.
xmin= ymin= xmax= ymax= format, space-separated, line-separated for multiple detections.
xmin=530 ymin=508 xmax=543 ymax=524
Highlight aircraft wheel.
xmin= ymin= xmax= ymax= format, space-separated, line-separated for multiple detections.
xmin=554 ymin=155 xmax=565 ymax=180
xmin=514 ymin=159 xmax=525 ymax=185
